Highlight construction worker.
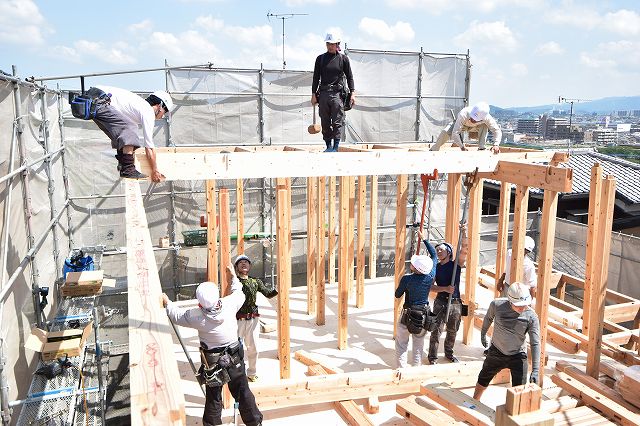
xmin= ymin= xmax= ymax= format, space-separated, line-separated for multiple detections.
xmin=161 ymin=264 xmax=263 ymax=426
xmin=395 ymin=234 xmax=437 ymax=368
xmin=497 ymin=235 xmax=537 ymax=299
xmin=427 ymin=226 xmax=468 ymax=364
xmin=430 ymin=102 xmax=502 ymax=153
xmin=88 ymin=85 xmax=172 ymax=181
xmin=473 ymin=283 xmax=540 ymax=401
xmin=234 ymin=254 xmax=278 ymax=382
xmin=311 ymin=33 xmax=356 ymax=152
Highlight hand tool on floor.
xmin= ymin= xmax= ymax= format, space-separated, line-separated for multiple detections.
xmin=308 ymin=104 xmax=321 ymax=134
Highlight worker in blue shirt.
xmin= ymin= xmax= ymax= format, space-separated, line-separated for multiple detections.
xmin=395 ymin=231 xmax=436 ymax=367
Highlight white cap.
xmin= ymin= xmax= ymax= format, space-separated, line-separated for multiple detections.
xmin=235 ymin=254 xmax=251 ymax=266
xmin=410 ymin=254 xmax=433 ymax=275
xmin=196 ymin=281 xmax=220 ymax=311
xmin=507 ymin=282 xmax=532 ymax=306
xmin=524 ymin=235 xmax=535 ymax=252
xmin=324 ymin=33 xmax=340 ymax=44
xmin=470 ymin=102 xmax=490 ymax=121
xmin=151 ymin=90 xmax=174 ymax=112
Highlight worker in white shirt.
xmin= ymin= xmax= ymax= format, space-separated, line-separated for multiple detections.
xmin=497 ymin=235 xmax=537 ymax=299
xmin=430 ymin=102 xmax=502 ymax=153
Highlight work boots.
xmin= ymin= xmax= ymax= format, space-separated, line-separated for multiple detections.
xmin=118 ymin=153 xmax=147 ymax=179
xmin=332 ymin=138 xmax=340 ymax=152
xmin=323 ymin=139 xmax=332 ymax=152
xmin=115 ymin=150 xmax=123 ymax=171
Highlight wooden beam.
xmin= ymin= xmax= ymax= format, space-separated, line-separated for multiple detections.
xmin=394 ymin=174 xmax=409 ymax=338
xmin=356 ymin=176 xmax=366 ymax=308
xmin=293 ymin=350 xmax=344 ymax=374
xmin=421 ymin=383 xmax=495 ymax=426
xmin=586 ymin=175 xmax=616 ymax=378
xmin=478 ymin=161 xmax=573 ymax=192
xmin=495 ymin=182 xmax=512 ymax=297
xmin=445 ymin=174 xmax=462 ymax=251
xmin=495 ymin=405 xmax=554 ymax=426
xmin=124 ymin=181 xmax=185 ymax=425
xmin=534 ymin=189 xmax=558 ymax=385
xmin=463 ymin=177 xmax=483 ymax=345
xmin=539 ymin=395 xmax=579 ymax=414
xmin=206 ymin=180 xmax=218 ymax=284
xmin=604 ymin=302 xmax=640 ymax=324
xmin=236 ymin=178 xmax=244 ymax=253
xmin=338 ymin=176 xmax=350 ymax=349
xmin=509 ymin=185 xmax=529 ymax=284
xmin=329 ymin=176 xmax=337 ymax=285
xmin=276 ymin=183 xmax=291 ymax=379
xmin=369 ymin=175 xmax=378 ymax=279
xmin=583 ymin=164 xmax=603 ymax=334
xmin=396 ymin=395 xmax=462 ymax=426
xmin=307 ymin=177 xmax=318 ymax=315
xmin=317 ymin=176 xmax=326 ymax=326
xmin=505 ymin=384 xmax=542 ymax=415
xmin=348 ymin=176 xmax=356 ymax=300
xmin=219 ymin=189 xmax=231 ymax=296
xmin=552 ymin=405 xmax=611 ymax=426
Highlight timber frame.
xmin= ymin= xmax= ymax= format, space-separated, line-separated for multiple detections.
xmin=127 ymin=143 xmax=630 ymax=424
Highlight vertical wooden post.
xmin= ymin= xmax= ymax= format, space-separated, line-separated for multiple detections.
xmin=463 ymin=178 xmax=483 ymax=345
xmin=206 ymin=180 xmax=218 ymax=284
xmin=509 ymin=185 xmax=530 ymax=284
xmin=328 ymin=176 xmax=337 ymax=284
xmin=317 ymin=176 xmax=326 ymax=325
xmin=236 ymin=178 xmax=245 ymax=253
xmin=535 ymin=189 xmax=559 ymax=386
xmin=276 ymin=180 xmax=291 ymax=379
xmin=356 ymin=175 xmax=366 ymax=308
xmin=219 ymin=189 xmax=231 ymax=296
xmin=307 ymin=177 xmax=318 ymax=315
xmin=586 ymin=176 xmax=616 ymax=378
xmin=445 ymin=173 xmax=462 ymax=250
xmin=495 ymin=182 xmax=512 ymax=297
xmin=348 ymin=177 xmax=356 ymax=300
xmin=369 ymin=175 xmax=378 ymax=279
xmin=338 ymin=176 xmax=350 ymax=349
xmin=394 ymin=174 xmax=408 ymax=338
xmin=583 ymin=164 xmax=603 ymax=334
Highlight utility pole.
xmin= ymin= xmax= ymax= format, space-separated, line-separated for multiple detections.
xmin=558 ymin=96 xmax=590 ymax=152
xmin=267 ymin=12 xmax=308 ymax=69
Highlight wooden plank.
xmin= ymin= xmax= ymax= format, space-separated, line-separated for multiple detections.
xmin=365 ymin=395 xmax=379 ymax=415
xmin=445 ymin=174 xmax=462 ymax=251
xmin=329 ymin=176 xmax=337 ymax=284
xmin=583 ymin=164 xmax=603 ymax=334
xmin=495 ymin=182 xmax=512 ymax=297
xmin=293 ymin=350 xmax=344 ymax=374
xmin=539 ymin=395 xmax=579 ymax=414
xmin=206 ymin=180 xmax=218 ymax=284
xmin=535 ymin=189 xmax=559 ymax=385
xmin=421 ymin=382 xmax=495 ymax=426
xmin=509 ymin=185 xmax=529 ymax=285
xmin=463 ymin=177 xmax=483 ymax=345
xmin=276 ymin=184 xmax=291 ymax=379
xmin=604 ymin=302 xmax=640 ymax=324
xmin=369 ymin=175 xmax=378 ymax=279
xmin=552 ymin=405 xmax=613 ymax=426
xmin=307 ymin=177 xmax=318 ymax=315
xmin=394 ymin=174 xmax=409 ymax=338
xmin=236 ymin=178 xmax=244 ymax=253
xmin=317 ymin=176 xmax=326 ymax=326
xmin=338 ymin=176 xmax=350 ymax=349
xmin=356 ymin=176 xmax=366 ymax=308
xmin=495 ymin=405 xmax=554 ymax=426
xmin=124 ymin=181 xmax=185 ymax=425
xmin=348 ymin=176 xmax=356 ymax=301
xmin=586 ymin=176 xmax=616 ymax=378
xmin=506 ymin=384 xmax=542 ymax=415
xmin=396 ymin=395 xmax=462 ymax=426
xmin=478 ymin=161 xmax=573 ymax=192
xmin=552 ymin=371 xmax=640 ymax=425
xmin=219 ymin=189 xmax=231 ymax=296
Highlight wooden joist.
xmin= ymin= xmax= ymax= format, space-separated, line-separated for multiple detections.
xmin=478 ymin=161 xmax=573 ymax=192
xmin=495 ymin=405 xmax=554 ymax=426
xmin=552 ymin=405 xmax=613 ymax=426
xmin=396 ymin=395 xmax=463 ymax=426
xmin=368 ymin=175 xmax=378 ymax=279
xmin=421 ymin=382 xmax=495 ymax=426
xmin=124 ymin=181 xmax=185 ymax=425
xmin=276 ymin=182 xmax=291 ymax=379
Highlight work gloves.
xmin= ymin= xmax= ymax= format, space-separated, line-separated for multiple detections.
xmin=529 ymin=372 xmax=538 ymax=384
xmin=480 ymin=334 xmax=488 ymax=348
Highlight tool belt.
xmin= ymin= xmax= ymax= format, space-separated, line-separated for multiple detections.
xmin=70 ymin=87 xmax=110 ymax=120
xmin=198 ymin=340 xmax=244 ymax=388
xmin=319 ymin=83 xmax=343 ymax=92
xmin=400 ymin=304 xmax=436 ymax=335
xmin=236 ymin=312 xmax=260 ymax=320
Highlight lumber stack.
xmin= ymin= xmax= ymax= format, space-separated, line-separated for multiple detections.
xmin=616 ymin=365 xmax=640 ymax=409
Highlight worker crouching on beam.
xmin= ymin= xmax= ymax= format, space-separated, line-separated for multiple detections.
xmin=162 ymin=264 xmax=263 ymax=426
xmin=430 ymin=102 xmax=502 ymax=153
xmin=473 ymin=282 xmax=541 ymax=401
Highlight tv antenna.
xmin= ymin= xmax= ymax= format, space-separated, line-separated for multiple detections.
xmin=267 ymin=12 xmax=308 ymax=69
xmin=558 ymin=96 xmax=591 ymax=152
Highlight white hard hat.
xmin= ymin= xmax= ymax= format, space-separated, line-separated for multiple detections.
xmin=410 ymin=254 xmax=433 ymax=275
xmin=507 ymin=282 xmax=532 ymax=306
xmin=524 ymin=236 xmax=535 ymax=252
xmin=324 ymin=33 xmax=341 ymax=44
xmin=151 ymin=90 xmax=174 ymax=112
xmin=470 ymin=102 xmax=490 ymax=121
xmin=235 ymin=254 xmax=251 ymax=266
xmin=196 ymin=281 xmax=220 ymax=311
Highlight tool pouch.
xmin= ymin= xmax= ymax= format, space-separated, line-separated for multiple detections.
xmin=199 ymin=340 xmax=245 ymax=387
xmin=70 ymin=87 xmax=110 ymax=120
xmin=341 ymin=77 xmax=352 ymax=112
xmin=401 ymin=305 xmax=429 ymax=336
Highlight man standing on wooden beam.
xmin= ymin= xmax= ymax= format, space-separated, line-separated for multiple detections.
xmin=162 ymin=264 xmax=263 ymax=426
xmin=473 ymin=283 xmax=540 ymax=401
xmin=497 ymin=235 xmax=537 ymax=299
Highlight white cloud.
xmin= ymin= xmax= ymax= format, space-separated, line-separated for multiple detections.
xmin=580 ymin=40 xmax=640 ymax=72
xmin=141 ymin=31 xmax=219 ymax=64
xmin=602 ymin=10 xmax=640 ymax=37
xmin=387 ymin=0 xmax=543 ymax=15
xmin=194 ymin=15 xmax=225 ymax=32
xmin=453 ymin=21 xmax=517 ymax=52
xmin=547 ymin=6 xmax=640 ymax=36
xmin=224 ymin=25 xmax=273 ymax=47
xmin=511 ymin=63 xmax=528 ymax=76
xmin=74 ymin=40 xmax=137 ymax=65
xmin=49 ymin=46 xmax=82 ymax=64
xmin=385 ymin=0 xmax=452 ymax=15
xmin=0 ymin=0 xmax=52 ymax=45
xmin=128 ymin=20 xmax=153 ymax=34
xmin=284 ymin=0 xmax=336 ymax=5
xmin=535 ymin=41 xmax=564 ymax=55
xmin=358 ymin=18 xmax=415 ymax=43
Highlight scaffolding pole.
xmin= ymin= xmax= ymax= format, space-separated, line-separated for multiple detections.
xmin=164 ymin=60 xmax=180 ymax=292
xmin=56 ymin=83 xmax=74 ymax=260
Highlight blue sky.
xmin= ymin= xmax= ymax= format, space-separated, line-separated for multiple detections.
xmin=1 ymin=0 xmax=638 ymax=107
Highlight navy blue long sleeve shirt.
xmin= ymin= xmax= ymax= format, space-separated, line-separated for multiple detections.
xmin=395 ymin=240 xmax=436 ymax=307
xmin=434 ymin=260 xmax=462 ymax=300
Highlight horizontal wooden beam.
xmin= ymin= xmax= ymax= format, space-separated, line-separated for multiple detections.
xmin=479 ymin=161 xmax=573 ymax=192
xmin=396 ymin=395 xmax=463 ymax=426
xmin=421 ymin=383 xmax=495 ymax=426
xmin=604 ymin=302 xmax=640 ymax=323
xmin=137 ymin=147 xmax=561 ymax=180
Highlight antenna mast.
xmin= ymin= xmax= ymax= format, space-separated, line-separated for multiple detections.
xmin=267 ymin=12 xmax=308 ymax=69
xmin=558 ymin=96 xmax=591 ymax=153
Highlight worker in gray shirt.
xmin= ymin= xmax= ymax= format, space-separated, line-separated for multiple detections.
xmin=473 ymin=282 xmax=540 ymax=401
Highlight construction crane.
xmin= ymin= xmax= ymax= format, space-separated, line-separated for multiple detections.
xmin=267 ymin=12 xmax=308 ymax=70
xmin=558 ymin=96 xmax=591 ymax=151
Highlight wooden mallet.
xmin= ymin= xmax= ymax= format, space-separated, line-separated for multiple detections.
xmin=308 ymin=104 xmax=321 ymax=134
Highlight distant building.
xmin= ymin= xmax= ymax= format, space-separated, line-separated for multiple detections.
xmin=631 ymin=123 xmax=640 ymax=134
xmin=517 ymin=118 xmax=540 ymax=135
xmin=592 ymin=127 xmax=616 ymax=145
xmin=543 ymin=116 xmax=570 ymax=140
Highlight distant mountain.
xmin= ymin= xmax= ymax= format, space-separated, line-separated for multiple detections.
xmin=500 ymin=96 xmax=640 ymax=115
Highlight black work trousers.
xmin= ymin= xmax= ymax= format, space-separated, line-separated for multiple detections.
xmin=477 ymin=345 xmax=528 ymax=387
xmin=428 ymin=298 xmax=462 ymax=361
xmin=318 ymin=89 xmax=345 ymax=142
xmin=202 ymin=370 xmax=262 ymax=426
